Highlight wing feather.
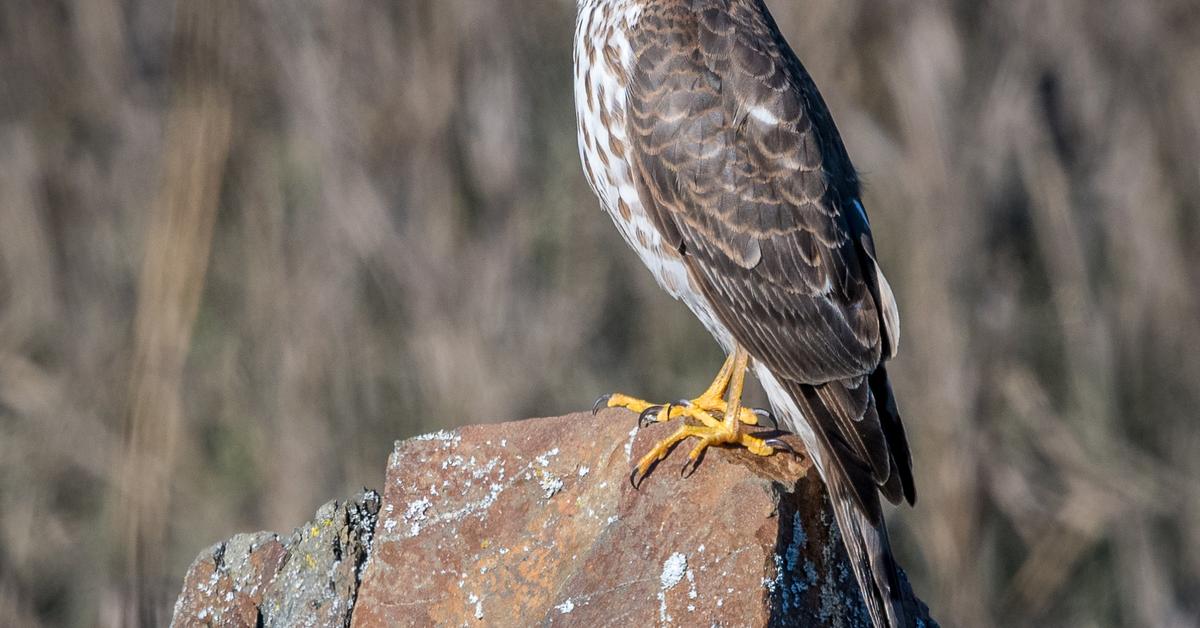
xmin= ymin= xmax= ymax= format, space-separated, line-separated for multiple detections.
xmin=627 ymin=0 xmax=882 ymax=384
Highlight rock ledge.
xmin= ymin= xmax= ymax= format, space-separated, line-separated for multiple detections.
xmin=172 ymin=410 xmax=936 ymax=627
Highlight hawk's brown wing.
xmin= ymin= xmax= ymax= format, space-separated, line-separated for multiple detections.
xmin=624 ymin=1 xmax=911 ymax=506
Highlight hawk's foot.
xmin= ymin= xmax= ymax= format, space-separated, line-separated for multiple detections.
xmin=593 ymin=347 xmax=789 ymax=486
xmin=591 ymin=353 xmax=774 ymax=429
xmin=629 ymin=418 xmax=787 ymax=487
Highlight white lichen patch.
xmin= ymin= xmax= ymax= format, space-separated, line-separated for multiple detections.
xmin=555 ymin=598 xmax=576 ymax=614
xmin=403 ymin=497 xmax=431 ymax=523
xmin=397 ymin=497 xmax=430 ymax=536
xmin=660 ymin=553 xmax=687 ymax=589
xmin=578 ymin=465 xmax=590 ymax=477
xmin=470 ymin=457 xmax=502 ymax=480
xmin=658 ymin=553 xmax=689 ymax=621
xmin=534 ymin=447 xmax=561 ymax=467
xmin=539 ymin=473 xmax=564 ymax=499
xmin=401 ymin=479 xmax=506 ymax=539
xmin=764 ymin=552 xmax=785 ymax=592
xmin=413 ymin=429 xmax=460 ymax=443
xmin=624 ymin=425 xmax=638 ymax=459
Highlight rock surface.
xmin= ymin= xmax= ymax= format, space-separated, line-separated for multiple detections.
xmin=171 ymin=492 xmax=380 ymax=627
xmin=172 ymin=410 xmax=936 ymax=627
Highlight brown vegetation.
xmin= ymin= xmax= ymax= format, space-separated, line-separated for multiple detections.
xmin=0 ymin=1 xmax=1198 ymax=626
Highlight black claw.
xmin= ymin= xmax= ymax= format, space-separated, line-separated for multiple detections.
xmin=680 ymin=457 xmax=700 ymax=479
xmin=629 ymin=467 xmax=642 ymax=490
xmin=674 ymin=398 xmax=693 ymax=408
xmin=753 ymin=407 xmax=778 ymax=429
xmin=592 ymin=394 xmax=613 ymax=415
xmin=681 ymin=445 xmax=708 ymax=478
xmin=765 ymin=438 xmax=799 ymax=456
xmin=638 ymin=405 xmax=664 ymax=428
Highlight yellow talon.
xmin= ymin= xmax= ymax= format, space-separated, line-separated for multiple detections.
xmin=596 ymin=346 xmax=780 ymax=486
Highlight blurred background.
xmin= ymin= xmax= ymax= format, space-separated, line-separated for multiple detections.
xmin=1 ymin=0 xmax=1198 ymax=626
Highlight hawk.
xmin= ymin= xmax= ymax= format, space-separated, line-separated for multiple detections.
xmin=574 ymin=1 xmax=916 ymax=626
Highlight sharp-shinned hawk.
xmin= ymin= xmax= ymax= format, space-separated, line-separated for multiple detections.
xmin=574 ymin=1 xmax=916 ymax=626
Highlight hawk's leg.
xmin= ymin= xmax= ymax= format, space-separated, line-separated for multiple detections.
xmin=596 ymin=346 xmax=783 ymax=485
xmin=594 ymin=352 xmax=771 ymax=429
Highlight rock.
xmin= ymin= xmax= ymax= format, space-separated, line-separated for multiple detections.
xmin=355 ymin=410 xmax=936 ymax=627
xmin=170 ymin=491 xmax=380 ymax=627
xmin=171 ymin=410 xmax=936 ymax=627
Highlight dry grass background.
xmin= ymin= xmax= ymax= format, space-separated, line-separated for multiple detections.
xmin=1 ymin=0 xmax=1198 ymax=626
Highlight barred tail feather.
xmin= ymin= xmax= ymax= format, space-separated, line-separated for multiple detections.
xmin=824 ymin=464 xmax=907 ymax=628
xmin=754 ymin=365 xmax=911 ymax=628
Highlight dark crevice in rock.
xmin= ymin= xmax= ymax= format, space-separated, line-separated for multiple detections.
xmin=341 ymin=489 xmax=381 ymax=628
xmin=768 ymin=481 xmax=874 ymax=627
xmin=767 ymin=480 xmax=938 ymax=627
xmin=212 ymin=541 xmax=227 ymax=572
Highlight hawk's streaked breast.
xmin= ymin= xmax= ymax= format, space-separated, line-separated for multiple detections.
xmin=574 ymin=0 xmax=734 ymax=349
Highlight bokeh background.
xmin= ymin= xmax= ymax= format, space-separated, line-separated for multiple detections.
xmin=2 ymin=0 xmax=1199 ymax=626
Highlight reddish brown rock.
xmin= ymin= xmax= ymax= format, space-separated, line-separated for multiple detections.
xmin=353 ymin=410 xmax=934 ymax=627
xmin=172 ymin=410 xmax=936 ymax=627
